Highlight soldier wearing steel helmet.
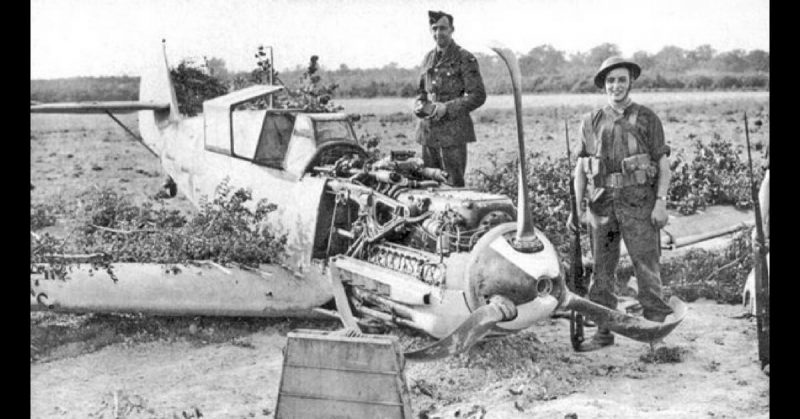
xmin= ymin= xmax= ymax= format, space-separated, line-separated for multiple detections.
xmin=567 ymin=57 xmax=674 ymax=351
xmin=413 ymin=10 xmax=486 ymax=187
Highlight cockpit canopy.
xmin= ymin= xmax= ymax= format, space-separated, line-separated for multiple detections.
xmin=202 ymin=86 xmax=361 ymax=179
xmin=282 ymin=113 xmax=359 ymax=176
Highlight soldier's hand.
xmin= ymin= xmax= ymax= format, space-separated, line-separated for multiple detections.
xmin=413 ymin=100 xmax=426 ymax=117
xmin=429 ymin=102 xmax=447 ymax=121
xmin=651 ymin=199 xmax=669 ymax=229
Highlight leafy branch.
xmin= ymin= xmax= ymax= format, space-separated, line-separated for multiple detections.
xmin=31 ymin=180 xmax=287 ymax=272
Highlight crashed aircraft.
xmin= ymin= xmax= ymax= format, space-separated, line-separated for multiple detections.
xmin=30 ymin=42 xmax=690 ymax=360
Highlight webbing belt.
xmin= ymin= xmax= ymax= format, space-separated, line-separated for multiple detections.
xmin=602 ymin=172 xmax=640 ymax=189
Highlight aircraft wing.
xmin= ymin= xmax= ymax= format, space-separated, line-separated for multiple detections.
xmin=618 ymin=205 xmax=753 ymax=257
xmin=660 ymin=205 xmax=753 ymax=249
xmin=30 ymin=101 xmax=170 ymax=114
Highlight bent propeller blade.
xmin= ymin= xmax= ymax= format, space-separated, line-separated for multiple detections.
xmin=487 ymin=42 xmax=541 ymax=252
xmin=404 ymin=302 xmax=507 ymax=361
xmin=405 ymin=292 xmax=687 ymax=361
xmin=563 ymin=294 xmax=688 ymax=342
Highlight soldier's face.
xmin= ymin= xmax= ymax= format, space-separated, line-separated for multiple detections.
xmin=605 ymin=67 xmax=632 ymax=103
xmin=430 ymin=17 xmax=454 ymax=48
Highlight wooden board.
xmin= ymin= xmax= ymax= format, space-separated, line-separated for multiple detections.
xmin=275 ymin=330 xmax=412 ymax=419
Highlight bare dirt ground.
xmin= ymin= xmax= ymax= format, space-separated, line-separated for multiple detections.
xmin=30 ymin=93 xmax=769 ymax=418
xmin=31 ymin=300 xmax=768 ymax=419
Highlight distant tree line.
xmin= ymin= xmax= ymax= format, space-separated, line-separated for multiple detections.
xmin=257 ymin=43 xmax=769 ymax=96
xmin=30 ymin=43 xmax=768 ymax=103
xmin=31 ymin=76 xmax=140 ymax=103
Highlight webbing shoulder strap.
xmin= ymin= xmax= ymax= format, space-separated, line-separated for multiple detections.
xmin=620 ymin=104 xmax=642 ymax=156
xmin=582 ymin=111 xmax=599 ymax=155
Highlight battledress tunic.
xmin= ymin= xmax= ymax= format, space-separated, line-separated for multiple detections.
xmin=414 ymin=41 xmax=486 ymax=187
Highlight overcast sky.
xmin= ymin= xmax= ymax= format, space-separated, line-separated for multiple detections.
xmin=31 ymin=0 xmax=769 ymax=79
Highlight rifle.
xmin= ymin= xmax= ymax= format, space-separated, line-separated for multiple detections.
xmin=565 ymin=119 xmax=588 ymax=350
xmin=744 ymin=112 xmax=769 ymax=369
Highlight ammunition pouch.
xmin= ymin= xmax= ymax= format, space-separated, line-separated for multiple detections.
xmin=620 ymin=153 xmax=658 ymax=186
xmin=582 ymin=157 xmax=604 ymax=188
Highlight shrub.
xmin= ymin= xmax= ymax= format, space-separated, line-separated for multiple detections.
xmin=232 ymin=47 xmax=343 ymax=112
xmin=659 ymin=228 xmax=754 ymax=304
xmin=31 ymin=203 xmax=60 ymax=231
xmin=277 ymin=55 xmax=343 ymax=112
xmin=470 ymin=151 xmax=576 ymax=255
xmin=170 ymin=59 xmax=229 ymax=116
xmin=668 ymin=138 xmax=762 ymax=215
xmin=34 ymin=181 xmax=286 ymax=268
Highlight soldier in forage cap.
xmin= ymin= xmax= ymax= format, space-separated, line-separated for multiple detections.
xmin=413 ymin=10 xmax=486 ymax=187
xmin=567 ymin=57 xmax=675 ymax=351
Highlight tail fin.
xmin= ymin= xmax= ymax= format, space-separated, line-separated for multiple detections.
xmin=138 ymin=40 xmax=181 ymax=152
xmin=141 ymin=40 xmax=180 ymax=120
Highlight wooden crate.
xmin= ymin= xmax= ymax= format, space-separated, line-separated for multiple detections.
xmin=275 ymin=329 xmax=412 ymax=419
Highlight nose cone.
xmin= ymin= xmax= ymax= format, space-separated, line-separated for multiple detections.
xmin=465 ymin=223 xmax=562 ymax=311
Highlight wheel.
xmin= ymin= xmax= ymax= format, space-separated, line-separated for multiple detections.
xmin=163 ymin=176 xmax=177 ymax=198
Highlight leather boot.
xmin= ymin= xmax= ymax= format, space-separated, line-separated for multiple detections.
xmin=576 ymin=327 xmax=614 ymax=352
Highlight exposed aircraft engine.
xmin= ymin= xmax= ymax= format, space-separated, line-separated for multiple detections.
xmin=395 ymin=189 xmax=514 ymax=253
xmin=313 ymin=150 xmax=515 ymax=262
xmin=366 ymin=243 xmax=445 ymax=286
xmin=310 ymin=149 xmax=551 ymax=337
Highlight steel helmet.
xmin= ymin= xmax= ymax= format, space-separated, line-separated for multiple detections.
xmin=594 ymin=57 xmax=642 ymax=89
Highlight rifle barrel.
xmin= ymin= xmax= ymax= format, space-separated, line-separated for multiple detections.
xmin=744 ymin=111 xmax=770 ymax=369
xmin=744 ymin=113 xmax=765 ymax=243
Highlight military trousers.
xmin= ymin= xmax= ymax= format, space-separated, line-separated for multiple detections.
xmin=586 ymin=196 xmax=673 ymax=322
xmin=422 ymin=143 xmax=468 ymax=187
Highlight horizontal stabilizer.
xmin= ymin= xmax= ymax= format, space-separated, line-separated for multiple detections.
xmin=203 ymin=85 xmax=284 ymax=110
xmin=30 ymin=101 xmax=170 ymax=114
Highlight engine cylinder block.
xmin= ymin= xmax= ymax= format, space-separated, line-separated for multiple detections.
xmin=367 ymin=243 xmax=446 ymax=286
